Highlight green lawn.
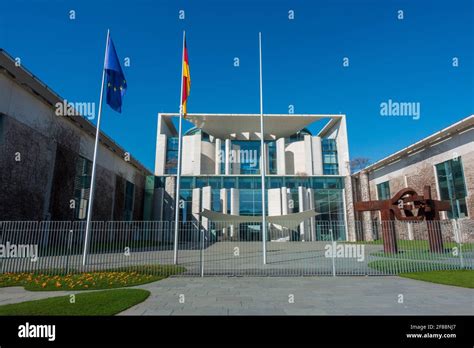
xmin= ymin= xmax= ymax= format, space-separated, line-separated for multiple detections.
xmin=345 ymin=239 xmax=473 ymax=251
xmin=367 ymin=259 xmax=462 ymax=273
xmin=399 ymin=270 xmax=474 ymax=288
xmin=0 ymin=264 xmax=185 ymax=291
xmin=0 ymin=289 xmax=150 ymax=315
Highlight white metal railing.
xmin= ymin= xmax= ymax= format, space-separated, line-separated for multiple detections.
xmin=0 ymin=220 xmax=471 ymax=277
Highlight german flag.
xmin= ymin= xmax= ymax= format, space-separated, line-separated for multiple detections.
xmin=181 ymin=36 xmax=191 ymax=117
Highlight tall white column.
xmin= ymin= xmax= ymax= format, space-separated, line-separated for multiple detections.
xmin=304 ymin=135 xmax=313 ymax=176
xmin=225 ymin=139 xmax=231 ymax=175
xmin=215 ymin=138 xmax=222 ymax=174
xmin=281 ymin=186 xmax=289 ymax=215
xmin=298 ymin=186 xmax=306 ymax=241
xmin=268 ymin=188 xmax=283 ymax=239
xmin=312 ymin=136 xmax=323 ymax=175
xmin=230 ymin=188 xmax=240 ymax=240
xmin=201 ymin=186 xmax=212 ymax=233
xmin=276 ymin=138 xmax=286 ymax=175
xmin=192 ymin=188 xmax=201 ymax=223
xmin=155 ymin=134 xmax=167 ymax=176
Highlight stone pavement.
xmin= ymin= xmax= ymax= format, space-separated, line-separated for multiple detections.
xmin=0 ymin=276 xmax=472 ymax=315
xmin=118 ymin=276 xmax=474 ymax=315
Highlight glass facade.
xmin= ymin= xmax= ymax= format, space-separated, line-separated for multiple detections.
xmin=231 ymin=140 xmax=261 ymax=174
xmin=165 ymin=137 xmax=179 ymax=174
xmin=322 ymin=138 xmax=339 ymax=175
xmin=267 ymin=141 xmax=277 ymax=174
xmin=436 ymin=158 xmax=468 ymax=218
xmin=154 ymin=175 xmax=347 ymax=239
xmin=377 ymin=181 xmax=391 ymax=200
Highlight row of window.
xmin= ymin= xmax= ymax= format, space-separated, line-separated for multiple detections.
xmin=177 ymin=187 xmax=347 ymax=223
xmin=165 ymin=135 xmax=338 ymax=175
xmin=375 ymin=157 xmax=469 ymax=219
xmin=153 ymin=175 xmax=344 ymax=191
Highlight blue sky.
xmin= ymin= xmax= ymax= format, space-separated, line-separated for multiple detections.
xmin=1 ymin=0 xmax=472 ymax=171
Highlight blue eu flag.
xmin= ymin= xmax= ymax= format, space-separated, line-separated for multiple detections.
xmin=105 ymin=36 xmax=127 ymax=113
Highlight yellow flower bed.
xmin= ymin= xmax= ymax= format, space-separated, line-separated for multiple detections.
xmin=0 ymin=271 xmax=158 ymax=291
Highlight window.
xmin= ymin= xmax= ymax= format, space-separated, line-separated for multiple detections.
xmin=73 ymin=156 xmax=92 ymax=220
xmin=286 ymin=128 xmax=312 ymax=144
xmin=377 ymin=181 xmax=391 ymax=200
xmin=178 ymin=189 xmax=193 ymax=222
xmin=322 ymin=138 xmax=339 ymax=175
xmin=124 ymin=181 xmax=135 ymax=221
xmin=165 ymin=137 xmax=179 ymax=174
xmin=436 ymin=158 xmax=468 ymax=218
xmin=220 ymin=142 xmax=225 ymax=174
xmin=267 ymin=141 xmax=277 ymax=174
xmin=232 ymin=140 xmax=261 ymax=174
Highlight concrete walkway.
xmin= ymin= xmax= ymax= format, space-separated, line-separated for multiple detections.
xmin=119 ymin=276 xmax=474 ymax=315
xmin=0 ymin=287 xmax=82 ymax=305
xmin=0 ymin=277 xmax=472 ymax=315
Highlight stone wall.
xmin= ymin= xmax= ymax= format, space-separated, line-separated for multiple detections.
xmin=0 ymin=116 xmax=52 ymax=220
xmin=0 ymin=70 xmax=149 ymax=221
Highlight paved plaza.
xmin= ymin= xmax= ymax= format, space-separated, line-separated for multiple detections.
xmin=0 ymin=276 xmax=472 ymax=315
xmin=118 ymin=276 xmax=474 ymax=315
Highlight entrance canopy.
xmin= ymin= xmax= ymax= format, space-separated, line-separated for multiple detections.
xmin=199 ymin=209 xmax=320 ymax=230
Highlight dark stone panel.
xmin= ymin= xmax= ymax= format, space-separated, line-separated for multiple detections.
xmin=132 ymin=171 xmax=145 ymax=220
xmin=92 ymin=166 xmax=114 ymax=221
xmin=49 ymin=144 xmax=78 ymax=220
xmin=113 ymin=174 xmax=125 ymax=220
xmin=0 ymin=117 xmax=51 ymax=220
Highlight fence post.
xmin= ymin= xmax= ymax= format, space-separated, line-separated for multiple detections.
xmin=65 ymin=229 xmax=73 ymax=274
xmin=329 ymin=228 xmax=336 ymax=277
xmin=453 ymin=219 xmax=465 ymax=269
xmin=200 ymin=227 xmax=205 ymax=277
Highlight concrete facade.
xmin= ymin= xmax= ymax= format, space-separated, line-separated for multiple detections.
xmin=152 ymin=113 xmax=354 ymax=242
xmin=0 ymin=49 xmax=150 ymax=221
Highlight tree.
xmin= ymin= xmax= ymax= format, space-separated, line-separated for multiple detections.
xmin=350 ymin=157 xmax=371 ymax=173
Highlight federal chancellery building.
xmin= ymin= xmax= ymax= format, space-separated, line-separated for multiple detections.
xmin=144 ymin=113 xmax=357 ymax=242
xmin=143 ymin=112 xmax=474 ymax=243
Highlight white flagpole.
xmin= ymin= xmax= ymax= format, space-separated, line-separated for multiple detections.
xmin=173 ymin=30 xmax=186 ymax=264
xmin=259 ymin=32 xmax=267 ymax=264
xmin=82 ymin=29 xmax=110 ymax=266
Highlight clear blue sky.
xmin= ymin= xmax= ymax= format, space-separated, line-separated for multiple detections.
xmin=1 ymin=0 xmax=472 ymax=171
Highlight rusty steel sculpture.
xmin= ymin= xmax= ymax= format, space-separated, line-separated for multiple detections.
xmin=355 ymin=185 xmax=451 ymax=254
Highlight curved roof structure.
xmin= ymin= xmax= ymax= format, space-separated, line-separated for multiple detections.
xmin=159 ymin=113 xmax=344 ymax=140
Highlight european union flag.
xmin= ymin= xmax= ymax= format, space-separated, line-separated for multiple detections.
xmin=105 ymin=36 xmax=127 ymax=113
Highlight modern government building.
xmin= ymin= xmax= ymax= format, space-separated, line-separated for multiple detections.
xmin=146 ymin=112 xmax=354 ymax=242
xmin=143 ymin=112 xmax=474 ymax=243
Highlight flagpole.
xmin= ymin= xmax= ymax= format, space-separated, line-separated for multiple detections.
xmin=82 ymin=29 xmax=110 ymax=266
xmin=173 ymin=30 xmax=186 ymax=264
xmin=259 ymin=32 xmax=267 ymax=264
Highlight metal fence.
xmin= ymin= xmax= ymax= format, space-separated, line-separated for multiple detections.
xmin=0 ymin=219 xmax=472 ymax=277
